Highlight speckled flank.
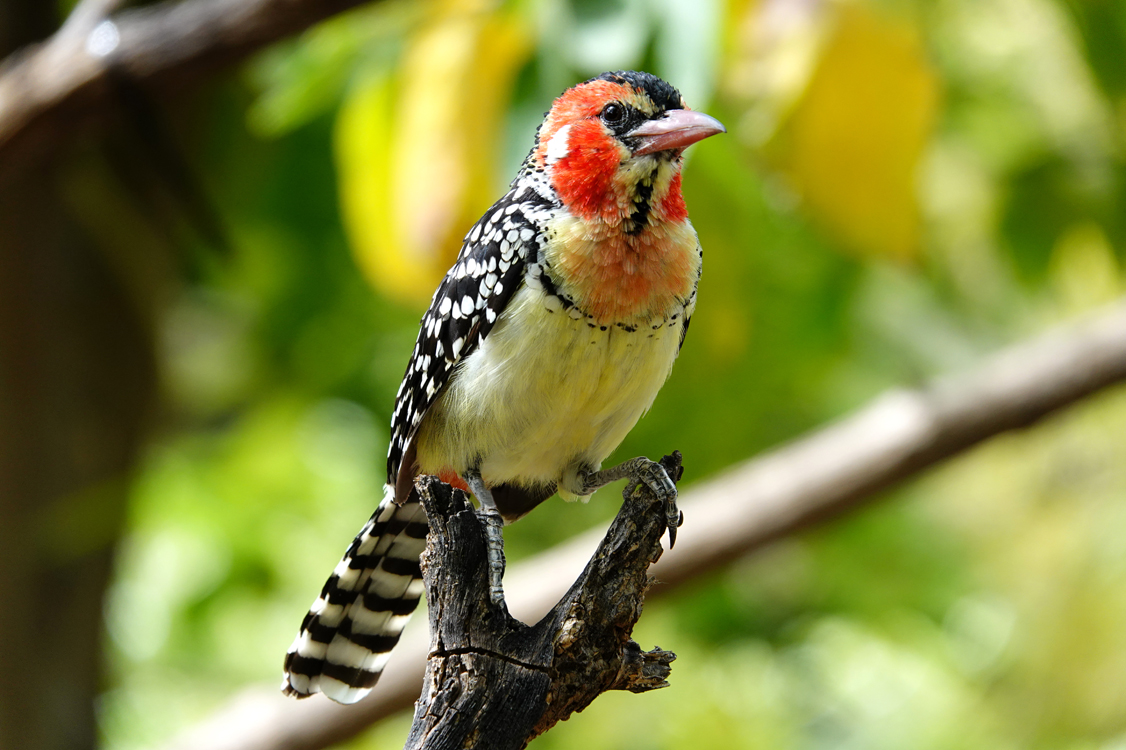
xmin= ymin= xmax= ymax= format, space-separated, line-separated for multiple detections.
xmin=415 ymin=278 xmax=690 ymax=509
xmin=383 ymin=168 xmax=559 ymax=489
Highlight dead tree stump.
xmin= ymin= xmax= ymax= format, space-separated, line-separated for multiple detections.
xmin=404 ymin=453 xmax=684 ymax=750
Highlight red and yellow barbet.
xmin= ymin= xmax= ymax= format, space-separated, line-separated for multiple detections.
xmin=284 ymin=71 xmax=724 ymax=704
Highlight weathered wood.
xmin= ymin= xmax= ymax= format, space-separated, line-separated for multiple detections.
xmin=406 ymin=453 xmax=683 ymax=750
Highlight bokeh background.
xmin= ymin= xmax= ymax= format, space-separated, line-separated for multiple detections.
xmin=4 ymin=0 xmax=1126 ymax=747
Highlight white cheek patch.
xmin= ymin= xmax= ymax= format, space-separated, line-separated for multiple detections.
xmin=545 ymin=124 xmax=572 ymax=166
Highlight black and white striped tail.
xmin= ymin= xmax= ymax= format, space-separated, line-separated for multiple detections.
xmin=282 ymin=485 xmax=427 ymax=704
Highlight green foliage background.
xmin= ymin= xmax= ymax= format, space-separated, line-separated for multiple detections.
xmin=93 ymin=0 xmax=1126 ymax=747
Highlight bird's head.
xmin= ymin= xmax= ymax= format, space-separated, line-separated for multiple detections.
xmin=533 ymin=71 xmax=725 ymax=230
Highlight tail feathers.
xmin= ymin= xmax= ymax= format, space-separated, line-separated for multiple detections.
xmin=283 ymin=484 xmax=428 ymax=704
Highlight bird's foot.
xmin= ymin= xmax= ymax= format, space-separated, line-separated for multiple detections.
xmin=582 ymin=455 xmax=682 ymax=547
xmin=479 ymin=508 xmax=507 ymax=607
xmin=466 ymin=471 xmax=507 ymax=608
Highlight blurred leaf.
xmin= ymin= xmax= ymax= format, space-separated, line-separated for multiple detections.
xmin=1001 ymin=154 xmax=1116 ymax=283
xmin=566 ymin=0 xmax=651 ymax=72
xmin=651 ymin=0 xmax=721 ymax=105
xmin=769 ymin=4 xmax=940 ymax=261
xmin=246 ymin=2 xmax=425 ymax=138
xmin=1048 ymin=221 xmax=1121 ymax=314
xmin=246 ymin=22 xmax=362 ymax=137
xmin=336 ymin=2 xmax=532 ymax=305
xmin=1060 ymin=0 xmax=1126 ymax=100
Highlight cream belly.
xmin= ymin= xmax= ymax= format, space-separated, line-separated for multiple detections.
xmin=414 ymin=283 xmax=685 ymax=500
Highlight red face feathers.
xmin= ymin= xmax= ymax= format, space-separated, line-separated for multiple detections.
xmin=534 ymin=71 xmax=725 ymax=229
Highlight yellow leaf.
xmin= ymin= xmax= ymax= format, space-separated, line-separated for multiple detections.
xmin=770 ymin=4 xmax=940 ymax=261
xmin=337 ymin=71 xmax=422 ymax=297
xmin=336 ymin=4 xmax=531 ymax=305
xmin=1050 ymin=222 xmax=1121 ymax=314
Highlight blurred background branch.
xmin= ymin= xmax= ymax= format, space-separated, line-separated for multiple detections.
xmin=159 ymin=297 xmax=1126 ymax=750
xmin=0 ymin=0 xmax=376 ymax=180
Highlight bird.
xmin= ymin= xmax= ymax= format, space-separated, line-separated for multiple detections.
xmin=282 ymin=70 xmax=725 ymax=704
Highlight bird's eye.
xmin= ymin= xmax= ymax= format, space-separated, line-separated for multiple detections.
xmin=600 ymin=103 xmax=626 ymax=126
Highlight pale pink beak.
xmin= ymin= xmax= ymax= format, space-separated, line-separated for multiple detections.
xmin=629 ymin=109 xmax=726 ymax=156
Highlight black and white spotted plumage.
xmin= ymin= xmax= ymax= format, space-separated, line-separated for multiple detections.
xmin=282 ymin=161 xmax=560 ymax=702
xmin=283 ymin=70 xmax=718 ymax=705
xmin=281 ymin=495 xmax=427 ymax=702
xmin=386 ymin=167 xmax=559 ymax=498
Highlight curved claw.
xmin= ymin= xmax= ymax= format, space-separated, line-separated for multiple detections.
xmin=582 ymin=454 xmax=683 ymax=548
xmin=665 ymin=506 xmax=682 ymax=548
xmin=663 ymin=491 xmax=681 ymax=549
xmin=632 ymin=459 xmax=679 ymax=549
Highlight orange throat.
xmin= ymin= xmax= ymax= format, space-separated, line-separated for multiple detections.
xmin=545 ymin=212 xmax=699 ymax=323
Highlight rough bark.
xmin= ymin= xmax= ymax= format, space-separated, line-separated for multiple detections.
xmin=405 ymin=454 xmax=684 ymax=750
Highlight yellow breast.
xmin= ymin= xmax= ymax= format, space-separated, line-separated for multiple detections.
xmin=415 ymin=280 xmax=690 ymax=500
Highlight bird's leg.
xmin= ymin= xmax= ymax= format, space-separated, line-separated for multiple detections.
xmin=581 ymin=457 xmax=682 ymax=547
xmin=465 ymin=470 xmax=507 ymax=608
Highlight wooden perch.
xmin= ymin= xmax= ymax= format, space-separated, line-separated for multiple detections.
xmin=406 ymin=453 xmax=684 ymax=750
